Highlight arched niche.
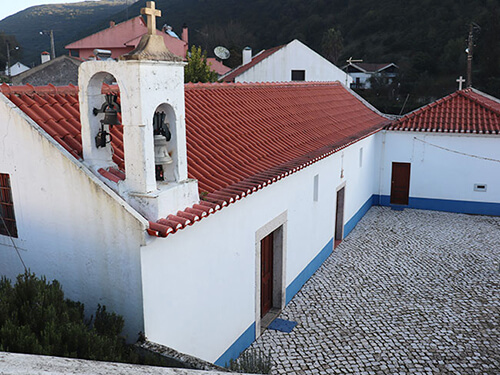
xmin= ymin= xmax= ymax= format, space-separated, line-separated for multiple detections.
xmin=153 ymin=103 xmax=177 ymax=182
xmin=82 ymin=71 xmax=122 ymax=170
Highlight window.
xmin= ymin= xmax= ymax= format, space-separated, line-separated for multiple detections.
xmin=291 ymin=70 xmax=305 ymax=81
xmin=313 ymin=174 xmax=319 ymax=201
xmin=0 ymin=173 xmax=18 ymax=238
xmin=359 ymin=147 xmax=363 ymax=167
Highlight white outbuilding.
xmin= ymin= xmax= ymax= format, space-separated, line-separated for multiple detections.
xmin=221 ymin=39 xmax=352 ymax=86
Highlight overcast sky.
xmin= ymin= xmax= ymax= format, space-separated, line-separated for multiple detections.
xmin=0 ymin=0 xmax=98 ymax=22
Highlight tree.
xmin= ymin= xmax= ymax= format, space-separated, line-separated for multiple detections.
xmin=321 ymin=28 xmax=343 ymax=65
xmin=184 ymin=45 xmax=218 ymax=83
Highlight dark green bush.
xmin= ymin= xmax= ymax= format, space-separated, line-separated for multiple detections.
xmin=0 ymin=271 xmax=169 ymax=366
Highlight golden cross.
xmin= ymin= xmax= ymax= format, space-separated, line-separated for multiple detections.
xmin=141 ymin=1 xmax=161 ymax=35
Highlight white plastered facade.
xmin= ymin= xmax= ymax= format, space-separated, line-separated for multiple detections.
xmin=140 ymin=134 xmax=381 ymax=362
xmin=234 ymin=39 xmax=352 ymax=86
xmin=378 ymin=131 xmax=500 ymax=204
xmin=0 ymin=93 xmax=148 ymax=340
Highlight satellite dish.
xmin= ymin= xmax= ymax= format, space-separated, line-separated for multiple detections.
xmin=214 ymin=46 xmax=230 ymax=60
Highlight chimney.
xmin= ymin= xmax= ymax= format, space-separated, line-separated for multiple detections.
xmin=41 ymin=51 xmax=50 ymax=64
xmin=181 ymin=23 xmax=188 ymax=45
xmin=109 ymin=20 xmax=115 ymax=28
xmin=242 ymin=46 xmax=252 ymax=65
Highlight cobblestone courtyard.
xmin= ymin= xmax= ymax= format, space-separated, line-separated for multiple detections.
xmin=247 ymin=207 xmax=500 ymax=374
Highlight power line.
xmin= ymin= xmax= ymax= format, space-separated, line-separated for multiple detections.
xmin=0 ymin=214 xmax=27 ymax=273
xmin=414 ymin=137 xmax=500 ymax=163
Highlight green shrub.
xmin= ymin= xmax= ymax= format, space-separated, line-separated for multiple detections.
xmin=0 ymin=272 xmax=140 ymax=363
xmin=228 ymin=348 xmax=272 ymax=374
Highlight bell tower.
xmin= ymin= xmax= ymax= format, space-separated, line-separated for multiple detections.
xmin=78 ymin=1 xmax=198 ymax=221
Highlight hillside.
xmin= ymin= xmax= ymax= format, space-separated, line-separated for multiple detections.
xmin=1 ymin=0 xmax=499 ymax=113
xmin=115 ymin=0 xmax=500 ymax=112
xmin=0 ymin=0 xmax=132 ymax=68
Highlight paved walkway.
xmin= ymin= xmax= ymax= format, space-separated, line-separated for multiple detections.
xmin=246 ymin=207 xmax=500 ymax=374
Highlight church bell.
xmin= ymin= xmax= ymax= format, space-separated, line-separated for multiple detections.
xmin=153 ymin=111 xmax=173 ymax=166
xmin=93 ymin=94 xmax=121 ymax=148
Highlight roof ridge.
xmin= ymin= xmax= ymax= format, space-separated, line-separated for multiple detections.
xmin=185 ymin=81 xmax=341 ymax=90
xmin=1 ymin=84 xmax=79 ymax=95
xmin=65 ymin=16 xmax=143 ymax=48
xmin=461 ymin=88 xmax=500 ymax=115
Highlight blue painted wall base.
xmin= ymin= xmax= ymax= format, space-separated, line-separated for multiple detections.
xmin=215 ymin=322 xmax=255 ymax=367
xmin=285 ymin=238 xmax=333 ymax=304
xmin=216 ymin=193 xmax=499 ymax=366
xmin=376 ymin=195 xmax=500 ymax=216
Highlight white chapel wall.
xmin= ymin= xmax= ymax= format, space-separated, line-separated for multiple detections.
xmin=236 ymin=40 xmax=352 ymax=85
xmin=379 ymin=131 xmax=500 ymax=210
xmin=0 ymin=97 xmax=147 ymax=340
xmin=140 ymin=133 xmax=380 ymax=363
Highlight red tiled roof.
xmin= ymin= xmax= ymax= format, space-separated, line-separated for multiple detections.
xmin=221 ymin=45 xmax=285 ymax=82
xmin=385 ymin=89 xmax=500 ymax=134
xmin=65 ymin=16 xmax=187 ymax=59
xmin=1 ymin=81 xmax=389 ymax=237
xmin=206 ymin=58 xmax=231 ymax=75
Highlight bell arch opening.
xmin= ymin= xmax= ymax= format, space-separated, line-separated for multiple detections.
xmin=83 ymin=72 xmax=124 ymax=172
xmin=153 ymin=103 xmax=177 ymax=183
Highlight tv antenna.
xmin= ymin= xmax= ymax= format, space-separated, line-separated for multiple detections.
xmin=345 ymin=57 xmax=363 ymax=87
xmin=214 ymin=46 xmax=230 ymax=60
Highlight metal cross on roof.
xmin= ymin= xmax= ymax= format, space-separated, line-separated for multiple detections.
xmin=456 ymin=76 xmax=465 ymax=90
xmin=141 ymin=1 xmax=161 ymax=35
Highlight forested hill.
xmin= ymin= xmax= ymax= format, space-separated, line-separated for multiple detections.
xmin=0 ymin=0 xmax=131 ymax=68
xmin=1 ymin=0 xmax=499 ymax=112
xmin=121 ymin=0 xmax=500 ymax=109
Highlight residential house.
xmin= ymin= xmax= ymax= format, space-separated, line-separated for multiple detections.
xmin=206 ymin=58 xmax=231 ymax=76
xmin=347 ymin=63 xmax=398 ymax=89
xmin=221 ymin=39 xmax=352 ymax=85
xmin=12 ymin=55 xmax=82 ymax=86
xmin=65 ymin=17 xmax=188 ymax=60
xmin=4 ymin=62 xmax=30 ymax=77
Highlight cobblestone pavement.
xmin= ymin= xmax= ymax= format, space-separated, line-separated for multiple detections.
xmin=246 ymin=207 xmax=500 ymax=374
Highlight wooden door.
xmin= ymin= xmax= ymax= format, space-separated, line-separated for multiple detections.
xmin=260 ymin=232 xmax=274 ymax=317
xmin=390 ymin=162 xmax=411 ymax=205
xmin=335 ymin=187 xmax=345 ymax=243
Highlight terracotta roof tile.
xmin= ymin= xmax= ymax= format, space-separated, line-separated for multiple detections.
xmin=1 ymin=81 xmax=389 ymax=238
xmin=386 ymin=89 xmax=500 ymax=134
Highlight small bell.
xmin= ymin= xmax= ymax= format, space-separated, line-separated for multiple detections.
xmin=101 ymin=106 xmax=119 ymax=126
xmin=154 ymin=135 xmax=173 ymax=165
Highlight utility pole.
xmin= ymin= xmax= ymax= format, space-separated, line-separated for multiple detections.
xmin=6 ymin=41 xmax=11 ymax=78
xmin=466 ymin=23 xmax=480 ymax=88
xmin=49 ymin=30 xmax=55 ymax=60
xmin=40 ymin=30 xmax=56 ymax=60
xmin=5 ymin=41 xmax=19 ymax=79
xmin=466 ymin=24 xmax=473 ymax=88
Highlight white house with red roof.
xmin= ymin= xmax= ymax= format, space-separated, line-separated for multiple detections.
xmin=346 ymin=62 xmax=399 ymax=89
xmin=65 ymin=16 xmax=188 ymax=60
xmin=222 ymin=39 xmax=352 ymax=85
xmin=379 ymin=89 xmax=500 ymax=212
xmin=0 ymin=3 xmax=499 ymax=367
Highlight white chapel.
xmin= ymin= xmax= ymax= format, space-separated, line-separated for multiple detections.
xmin=0 ymin=2 xmax=499 ymax=366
